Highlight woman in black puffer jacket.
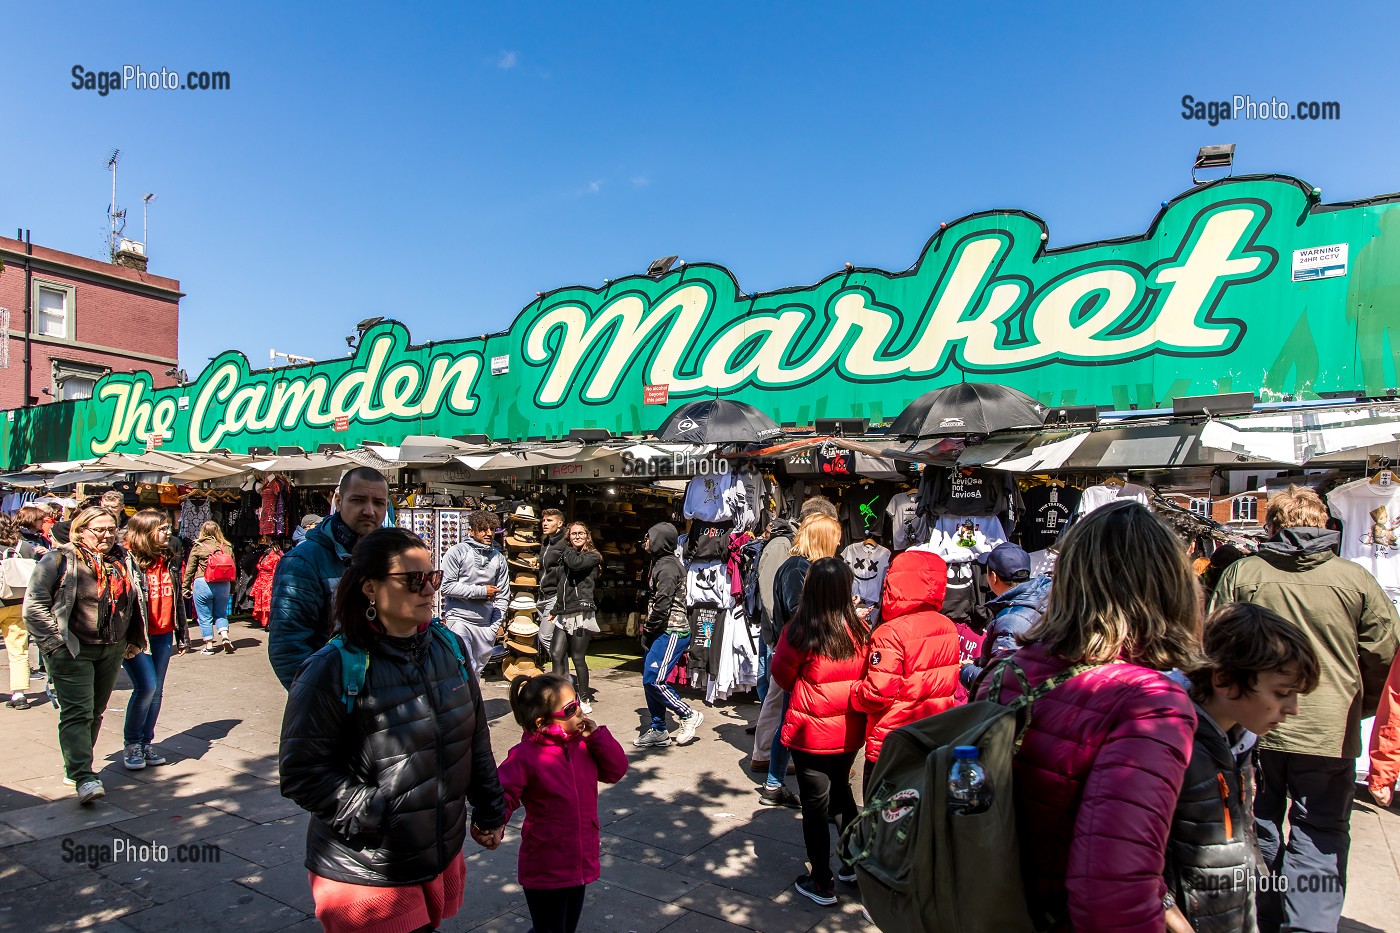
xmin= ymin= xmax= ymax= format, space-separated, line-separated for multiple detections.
xmin=279 ymin=527 xmax=508 ymax=933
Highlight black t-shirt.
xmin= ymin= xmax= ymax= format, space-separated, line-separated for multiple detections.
xmin=1019 ymin=485 xmax=1083 ymax=551
xmin=929 ymin=468 xmax=1008 ymax=517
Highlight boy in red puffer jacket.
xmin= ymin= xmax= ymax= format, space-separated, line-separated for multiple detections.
xmin=852 ymin=550 xmax=960 ymax=792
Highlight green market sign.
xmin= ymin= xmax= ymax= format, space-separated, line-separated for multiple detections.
xmin=5 ymin=174 xmax=1400 ymax=466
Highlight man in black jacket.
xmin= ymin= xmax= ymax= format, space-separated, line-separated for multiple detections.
xmin=536 ymin=509 xmax=566 ymax=656
xmin=635 ymin=523 xmax=702 ymax=748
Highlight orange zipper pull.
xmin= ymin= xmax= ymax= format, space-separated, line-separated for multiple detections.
xmin=1217 ymin=773 xmax=1233 ymax=839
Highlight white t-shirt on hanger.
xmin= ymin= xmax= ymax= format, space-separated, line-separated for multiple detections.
xmin=1076 ymin=482 xmax=1150 ymax=517
xmin=1327 ymin=478 xmax=1400 ymax=603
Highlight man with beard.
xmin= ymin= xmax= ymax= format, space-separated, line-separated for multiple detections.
xmin=268 ymin=467 xmax=390 ymax=689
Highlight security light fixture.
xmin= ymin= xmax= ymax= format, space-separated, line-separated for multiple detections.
xmin=647 ymin=256 xmax=679 ymax=278
xmin=356 ymin=316 xmax=385 ymax=333
xmin=453 ymin=434 xmax=492 ymax=445
xmin=1192 ymin=144 xmax=1235 ymax=184
xmin=248 ymin=445 xmax=274 ymax=456
xmin=814 ymin=418 xmax=869 ymax=437
xmin=317 ymin=443 xmax=346 ymax=454
xmin=276 ymin=446 xmax=306 ymax=456
xmin=1042 ymin=405 xmax=1101 ymax=427
xmin=1172 ymin=392 xmax=1255 ymax=418
xmin=568 ymin=428 xmax=612 ymax=443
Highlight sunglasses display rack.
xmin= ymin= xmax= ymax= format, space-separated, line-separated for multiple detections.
xmin=395 ymin=506 xmax=476 ymax=618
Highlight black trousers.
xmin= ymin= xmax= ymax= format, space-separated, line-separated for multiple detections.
xmin=1254 ymin=750 xmax=1353 ymax=933
xmin=552 ymin=629 xmax=592 ymax=698
xmin=524 ymin=884 xmax=586 ymax=933
xmin=790 ymin=747 xmax=859 ymax=886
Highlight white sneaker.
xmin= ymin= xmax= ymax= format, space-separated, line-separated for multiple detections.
xmin=76 ymin=779 xmax=105 ymax=805
xmin=674 ymin=710 xmax=703 ymax=745
xmin=579 ymin=699 xmax=593 ymax=715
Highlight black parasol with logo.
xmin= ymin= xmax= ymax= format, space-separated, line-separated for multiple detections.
xmin=654 ymin=399 xmax=783 ymax=444
xmin=889 ymin=382 xmax=1045 ymax=438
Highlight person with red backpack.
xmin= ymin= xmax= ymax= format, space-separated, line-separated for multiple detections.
xmin=182 ymin=521 xmax=237 ymax=655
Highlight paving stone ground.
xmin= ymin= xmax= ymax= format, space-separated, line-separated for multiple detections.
xmin=1 ymin=625 xmax=1396 ymax=932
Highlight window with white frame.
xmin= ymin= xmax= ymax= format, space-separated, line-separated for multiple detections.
xmin=51 ymin=359 xmax=107 ymax=402
xmin=1189 ymin=497 xmax=1211 ymax=517
xmin=32 ymin=281 xmax=76 ymax=340
xmin=1231 ymin=496 xmax=1259 ymax=523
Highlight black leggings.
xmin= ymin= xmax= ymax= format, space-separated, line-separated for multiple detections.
xmin=552 ymin=628 xmax=592 ymax=698
xmin=524 ymin=884 xmax=586 ymax=933
xmin=790 ymin=747 xmax=860 ymax=886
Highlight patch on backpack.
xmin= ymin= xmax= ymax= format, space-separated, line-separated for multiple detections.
xmin=881 ymin=788 xmax=920 ymax=823
xmin=869 ymin=650 xmax=882 ymax=666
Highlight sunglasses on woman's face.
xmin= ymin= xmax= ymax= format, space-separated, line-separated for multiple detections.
xmin=550 ymin=700 xmax=582 ymax=719
xmin=386 ymin=569 xmax=444 ymax=593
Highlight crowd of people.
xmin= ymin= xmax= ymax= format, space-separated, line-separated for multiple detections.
xmin=7 ymin=467 xmax=1400 ymax=933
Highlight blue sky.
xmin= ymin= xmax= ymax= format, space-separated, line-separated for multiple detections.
xmin=3 ymin=2 xmax=1397 ymax=377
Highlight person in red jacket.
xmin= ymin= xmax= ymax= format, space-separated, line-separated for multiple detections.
xmin=852 ymin=549 xmax=959 ymax=793
xmin=977 ymin=501 xmax=1200 ymax=933
xmin=1368 ymin=652 xmax=1400 ymax=807
xmin=771 ymin=557 xmax=871 ymax=908
xmin=497 ymin=672 xmax=628 ymax=933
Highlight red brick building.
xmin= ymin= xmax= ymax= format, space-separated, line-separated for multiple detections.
xmin=1161 ymin=490 xmax=1268 ymax=529
xmin=0 ymin=234 xmax=181 ymax=408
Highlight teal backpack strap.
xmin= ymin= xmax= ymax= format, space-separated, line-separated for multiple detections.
xmin=330 ymin=634 xmax=369 ymax=714
xmin=428 ymin=621 xmax=470 ymax=681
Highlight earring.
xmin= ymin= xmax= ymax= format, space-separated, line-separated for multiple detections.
xmin=365 ymin=603 xmax=378 ymax=622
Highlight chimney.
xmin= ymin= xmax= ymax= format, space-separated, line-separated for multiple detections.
xmin=113 ymin=238 xmax=148 ymax=273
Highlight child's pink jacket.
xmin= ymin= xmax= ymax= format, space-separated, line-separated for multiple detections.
xmin=496 ymin=725 xmax=629 ymax=889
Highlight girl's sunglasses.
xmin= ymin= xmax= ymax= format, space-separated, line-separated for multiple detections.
xmin=386 ymin=570 xmax=444 ymax=593
xmin=550 ymin=700 xmax=582 ymax=719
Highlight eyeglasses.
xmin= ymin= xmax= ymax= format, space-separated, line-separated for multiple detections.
xmin=88 ymin=528 xmax=118 ymax=537
xmin=550 ymin=700 xmax=582 ymax=719
xmin=385 ymin=570 xmax=444 ymax=593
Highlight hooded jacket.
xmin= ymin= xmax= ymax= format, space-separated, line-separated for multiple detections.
xmin=959 ymin=572 xmax=1053 ymax=692
xmin=496 ymin=725 xmax=629 ymax=889
xmin=1209 ymin=525 xmax=1399 ymax=758
xmin=757 ymin=520 xmax=794 ymax=646
xmin=852 ymin=550 xmax=960 ymax=762
xmin=772 ymin=621 xmax=870 ymax=756
xmin=440 ymin=537 xmax=510 ymax=628
xmin=644 ymin=523 xmax=686 ymax=635
xmin=977 ymin=642 xmax=1196 ymax=933
xmin=268 ymin=514 xmax=356 ymax=690
xmin=279 ymin=626 xmax=507 ymax=886
xmin=538 ymin=527 xmax=567 ymax=610
xmin=1164 ymin=696 xmax=1259 ymax=933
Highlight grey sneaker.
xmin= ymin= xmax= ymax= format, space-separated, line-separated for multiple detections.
xmin=122 ymin=743 xmax=146 ymax=770
xmin=633 ymin=728 xmax=672 ymax=748
xmin=142 ymin=745 xmax=167 ymax=766
xmin=76 ymin=779 xmax=105 ymax=805
xmin=759 ymin=785 xmax=801 ymax=808
xmin=673 ymin=710 xmax=703 ymax=745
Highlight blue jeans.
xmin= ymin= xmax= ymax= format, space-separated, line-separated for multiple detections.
xmin=122 ymin=632 xmax=174 ymax=745
xmin=642 ymin=633 xmax=692 ymax=729
xmin=193 ymin=578 xmax=231 ymax=640
xmin=1255 ymin=750 xmax=1353 ymax=933
xmin=766 ymin=691 xmax=793 ymax=789
xmin=755 ymin=639 xmax=771 ymax=704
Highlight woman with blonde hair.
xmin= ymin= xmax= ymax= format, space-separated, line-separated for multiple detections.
xmin=23 ymin=506 xmax=143 ymax=804
xmin=182 ymin=520 xmax=236 ymax=655
xmin=119 ymin=510 xmax=186 ymax=770
xmin=759 ymin=512 xmax=842 ymax=808
xmin=976 ymin=501 xmax=1200 ymax=932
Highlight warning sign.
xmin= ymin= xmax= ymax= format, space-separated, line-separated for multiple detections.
xmin=1292 ymin=243 xmax=1348 ymax=282
xmin=333 ymin=415 xmax=350 ymax=432
xmin=644 ymin=384 xmax=669 ymax=406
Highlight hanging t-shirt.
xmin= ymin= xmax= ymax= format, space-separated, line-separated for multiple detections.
xmin=844 ymin=487 xmax=890 ymax=544
xmin=886 ymin=491 xmax=922 ymax=550
xmin=953 ymin=620 xmax=985 ymax=704
xmin=923 ymin=514 xmax=1008 ymax=563
xmin=1327 ymin=479 xmax=1400 ymax=603
xmin=686 ymin=560 xmax=734 ymax=609
xmin=683 ymin=473 xmax=736 ymax=522
xmin=1075 ymin=482 xmax=1150 ymax=517
xmin=144 ymin=559 xmax=176 ymax=636
xmin=939 ymin=559 xmax=986 ymax=629
xmin=842 ymin=542 xmax=892 ymax=609
xmin=1019 ymin=485 xmax=1083 ymax=551
xmin=929 ymin=468 xmax=1009 ymax=517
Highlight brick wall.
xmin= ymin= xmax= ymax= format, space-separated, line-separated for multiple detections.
xmin=1162 ymin=491 xmax=1267 ymax=525
xmin=0 ymin=236 xmax=181 ymax=408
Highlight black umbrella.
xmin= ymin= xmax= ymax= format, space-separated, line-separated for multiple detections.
xmin=654 ymin=399 xmax=783 ymax=444
xmin=889 ymin=382 xmax=1045 ymax=438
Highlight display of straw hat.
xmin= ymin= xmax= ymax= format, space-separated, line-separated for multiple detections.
xmin=509 ymin=503 xmax=540 ymax=523
xmin=505 ymin=529 xmax=538 ymax=548
xmin=508 ymin=552 xmax=541 ymax=570
xmin=509 ymin=593 xmax=539 ymax=612
xmin=502 ymin=655 xmax=541 ymax=679
xmin=512 ymin=571 xmax=538 ymax=588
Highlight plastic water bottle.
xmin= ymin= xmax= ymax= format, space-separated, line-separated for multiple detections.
xmin=948 ymin=745 xmax=993 ymax=815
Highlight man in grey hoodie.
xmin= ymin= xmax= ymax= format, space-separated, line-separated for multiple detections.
xmin=440 ymin=511 xmax=510 ymax=675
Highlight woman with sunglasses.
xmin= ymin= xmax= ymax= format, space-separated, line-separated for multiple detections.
xmin=497 ymin=672 xmax=628 ymax=933
xmin=280 ymin=528 xmax=509 ymax=933
xmin=23 ymin=506 xmax=143 ymax=805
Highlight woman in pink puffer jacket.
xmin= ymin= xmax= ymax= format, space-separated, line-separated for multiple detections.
xmin=977 ymin=502 xmax=1200 ymax=933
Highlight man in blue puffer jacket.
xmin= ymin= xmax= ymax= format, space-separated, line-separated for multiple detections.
xmin=959 ymin=543 xmax=1052 ymax=692
xmin=268 ymin=468 xmax=389 ymax=689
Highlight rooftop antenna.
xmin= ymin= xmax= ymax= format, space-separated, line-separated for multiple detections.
xmin=141 ymin=193 xmax=156 ymax=251
xmin=104 ymin=149 xmax=126 ymax=260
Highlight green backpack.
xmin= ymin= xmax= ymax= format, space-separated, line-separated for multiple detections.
xmin=329 ymin=621 xmax=470 ymax=713
xmin=840 ymin=660 xmax=1092 ymax=933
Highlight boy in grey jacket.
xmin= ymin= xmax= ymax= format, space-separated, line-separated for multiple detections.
xmin=441 ymin=511 xmax=510 ymax=675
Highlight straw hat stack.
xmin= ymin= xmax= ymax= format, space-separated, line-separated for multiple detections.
xmin=501 ymin=503 xmax=543 ymax=678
